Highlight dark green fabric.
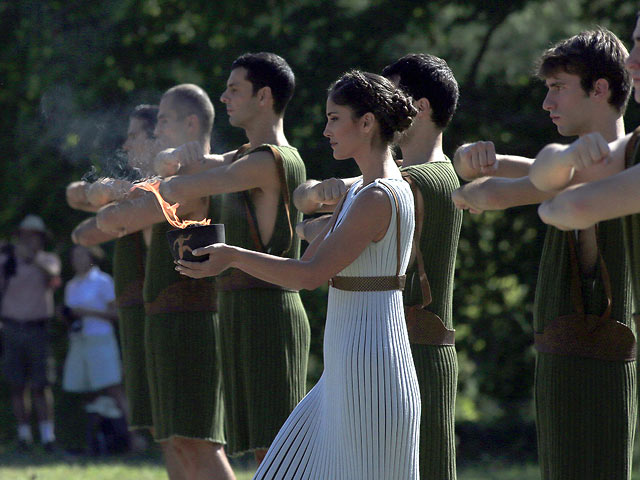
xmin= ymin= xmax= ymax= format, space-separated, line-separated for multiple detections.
xmin=535 ymin=353 xmax=636 ymax=480
xmin=622 ymin=135 xmax=640 ymax=311
xmin=113 ymin=232 xmax=151 ymax=429
xmin=401 ymin=160 xmax=462 ymax=328
xmin=533 ymin=222 xmax=632 ymax=331
xmin=218 ymin=145 xmax=310 ymax=455
xmin=145 ymin=310 xmax=224 ymax=442
xmin=533 ymin=221 xmax=636 ymax=480
xmin=401 ymin=160 xmax=461 ymax=480
xmin=143 ymin=202 xmax=224 ymax=442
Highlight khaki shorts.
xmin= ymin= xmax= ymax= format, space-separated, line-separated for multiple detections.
xmin=63 ymin=333 xmax=122 ymax=392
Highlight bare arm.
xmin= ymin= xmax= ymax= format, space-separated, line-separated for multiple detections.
xmin=453 ymin=141 xmax=533 ymax=181
xmin=538 ymin=162 xmax=640 ymax=230
xmin=159 ymin=150 xmax=280 ymax=204
xmin=293 ymin=177 xmax=360 ymax=214
xmin=154 ymin=141 xmax=236 ymax=176
xmin=176 ymin=187 xmax=392 ymax=290
xmin=66 ymin=181 xmax=100 ymax=212
xmin=71 ymin=217 xmax=119 ymax=247
xmin=295 ymin=215 xmax=332 ymax=243
xmin=452 ymin=176 xmax=552 ymax=213
xmin=530 ymin=133 xmax=629 ymax=192
xmin=96 ymin=191 xmax=206 ymax=237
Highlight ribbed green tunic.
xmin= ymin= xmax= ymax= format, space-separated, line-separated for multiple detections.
xmin=622 ymin=131 xmax=640 ymax=414
xmin=217 ymin=145 xmax=310 ymax=456
xmin=113 ymin=232 xmax=151 ymax=429
xmin=143 ymin=198 xmax=224 ymax=443
xmin=401 ymin=160 xmax=462 ymax=480
xmin=533 ymin=222 xmax=636 ymax=480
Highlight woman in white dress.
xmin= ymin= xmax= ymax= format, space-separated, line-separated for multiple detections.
xmin=177 ymin=70 xmax=421 ymax=479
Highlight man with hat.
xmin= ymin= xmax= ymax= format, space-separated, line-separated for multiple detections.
xmin=0 ymin=214 xmax=61 ymax=451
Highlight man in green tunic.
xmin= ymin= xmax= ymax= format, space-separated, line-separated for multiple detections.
xmin=292 ymin=53 xmax=462 ymax=479
xmin=95 ymin=85 xmax=234 ymax=480
xmin=452 ymin=30 xmax=636 ymax=480
xmin=158 ymin=53 xmax=310 ymax=465
xmin=69 ymin=105 xmax=159 ymax=451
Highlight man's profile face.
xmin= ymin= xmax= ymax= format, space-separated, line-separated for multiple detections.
xmin=542 ymin=71 xmax=597 ymax=137
xmin=154 ymin=96 xmax=190 ymax=149
xmin=220 ymin=67 xmax=260 ymax=127
xmin=626 ymin=17 xmax=640 ymax=103
xmin=123 ymin=117 xmax=157 ymax=171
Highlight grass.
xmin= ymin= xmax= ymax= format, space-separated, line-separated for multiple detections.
xmin=2 ymin=447 xmax=640 ymax=480
xmin=0 ymin=453 xmax=604 ymax=480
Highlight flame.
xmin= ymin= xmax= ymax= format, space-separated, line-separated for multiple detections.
xmin=134 ymin=179 xmax=211 ymax=229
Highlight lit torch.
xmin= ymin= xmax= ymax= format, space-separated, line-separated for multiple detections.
xmin=133 ymin=179 xmax=211 ymax=228
xmin=133 ymin=179 xmax=223 ymax=262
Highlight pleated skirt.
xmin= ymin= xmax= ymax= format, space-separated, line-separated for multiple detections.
xmin=218 ymin=289 xmax=310 ymax=456
xmin=144 ymin=311 xmax=225 ymax=443
xmin=535 ymin=352 xmax=637 ymax=480
xmin=411 ymin=344 xmax=458 ymax=480
xmin=118 ymin=304 xmax=152 ymax=429
xmin=254 ymin=288 xmax=420 ymax=479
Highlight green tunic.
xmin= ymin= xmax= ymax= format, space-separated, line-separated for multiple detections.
xmin=401 ymin=160 xmax=462 ymax=480
xmin=217 ymin=145 xmax=310 ymax=456
xmin=113 ymin=232 xmax=151 ymax=429
xmin=623 ymin=130 xmax=640 ymax=314
xmin=622 ymin=129 xmax=640 ymax=416
xmin=143 ymin=198 xmax=224 ymax=442
xmin=534 ymin=223 xmax=636 ymax=480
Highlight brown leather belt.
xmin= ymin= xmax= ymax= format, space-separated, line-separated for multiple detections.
xmin=329 ymin=275 xmax=406 ymax=292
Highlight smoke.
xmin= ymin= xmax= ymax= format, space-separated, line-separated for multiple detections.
xmin=37 ymin=83 xmax=158 ymax=183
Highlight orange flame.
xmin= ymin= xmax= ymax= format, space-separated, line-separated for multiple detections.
xmin=134 ymin=180 xmax=211 ymax=229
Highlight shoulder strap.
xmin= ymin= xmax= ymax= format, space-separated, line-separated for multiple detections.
xmin=377 ymin=180 xmax=402 ymax=279
xmin=402 ymin=172 xmax=432 ymax=307
xmin=235 ymin=144 xmax=294 ymax=256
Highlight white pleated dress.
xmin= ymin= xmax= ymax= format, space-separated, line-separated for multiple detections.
xmin=254 ymin=178 xmax=421 ymax=480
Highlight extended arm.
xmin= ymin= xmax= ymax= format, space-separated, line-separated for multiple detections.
xmin=159 ymin=150 xmax=280 ymax=204
xmin=451 ymin=176 xmax=552 ymax=213
xmin=538 ymin=162 xmax=640 ymax=230
xmin=293 ymin=177 xmax=360 ymax=214
xmin=296 ymin=215 xmax=332 ymax=243
xmin=530 ymin=133 xmax=628 ymax=192
xmin=66 ymin=181 xmax=100 ymax=212
xmin=453 ymin=141 xmax=533 ymax=181
xmin=154 ymin=141 xmax=235 ymax=177
xmin=96 ymin=190 xmax=206 ymax=237
xmin=176 ymin=187 xmax=392 ymax=290
xmin=71 ymin=217 xmax=119 ymax=247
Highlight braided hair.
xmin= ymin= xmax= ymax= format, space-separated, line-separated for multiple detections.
xmin=328 ymin=70 xmax=417 ymax=144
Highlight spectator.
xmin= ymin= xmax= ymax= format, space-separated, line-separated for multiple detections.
xmin=61 ymin=244 xmax=128 ymax=454
xmin=0 ymin=214 xmax=61 ymax=452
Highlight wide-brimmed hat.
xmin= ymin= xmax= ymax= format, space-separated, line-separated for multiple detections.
xmin=17 ymin=215 xmax=49 ymax=235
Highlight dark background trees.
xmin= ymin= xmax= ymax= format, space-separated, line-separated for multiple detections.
xmin=2 ymin=0 xmax=639 ymax=455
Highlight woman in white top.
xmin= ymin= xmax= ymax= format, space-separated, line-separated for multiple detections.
xmin=62 ymin=245 xmax=127 ymax=423
xmin=177 ymin=70 xmax=421 ymax=479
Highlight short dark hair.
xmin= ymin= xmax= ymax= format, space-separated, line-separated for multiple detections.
xmin=382 ymin=53 xmax=459 ymax=129
xmin=231 ymin=52 xmax=295 ymax=115
xmin=130 ymin=104 xmax=158 ymax=139
xmin=328 ymin=70 xmax=417 ymax=144
xmin=163 ymin=84 xmax=215 ymax=142
xmin=537 ymin=28 xmax=631 ymax=113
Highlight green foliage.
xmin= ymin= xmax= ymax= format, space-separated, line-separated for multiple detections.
xmin=2 ymin=0 xmax=640 ymax=445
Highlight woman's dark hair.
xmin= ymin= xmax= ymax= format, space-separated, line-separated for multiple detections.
xmin=328 ymin=70 xmax=417 ymax=144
